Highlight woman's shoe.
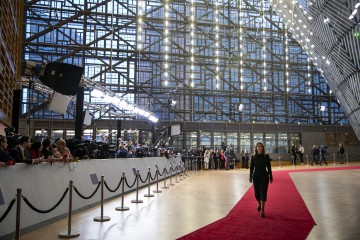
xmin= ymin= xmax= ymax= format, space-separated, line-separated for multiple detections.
xmin=257 ymin=204 xmax=261 ymax=212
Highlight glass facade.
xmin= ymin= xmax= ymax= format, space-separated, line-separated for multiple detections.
xmin=22 ymin=0 xmax=347 ymax=126
xmin=21 ymin=0 xmax=359 ymax=154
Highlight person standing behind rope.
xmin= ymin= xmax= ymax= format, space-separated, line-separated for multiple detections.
xmin=219 ymin=149 xmax=225 ymax=169
xmin=224 ymin=148 xmax=231 ymax=170
xmin=298 ymin=144 xmax=304 ymax=165
xmin=291 ymin=145 xmax=297 ymax=165
xmin=249 ymin=142 xmax=273 ymax=217
xmin=337 ymin=143 xmax=345 ymax=164
xmin=204 ymin=149 xmax=210 ymax=170
xmin=319 ymin=145 xmax=328 ymax=166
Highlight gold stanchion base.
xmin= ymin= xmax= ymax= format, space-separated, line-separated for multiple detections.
xmin=131 ymin=199 xmax=143 ymax=203
xmin=144 ymin=194 xmax=155 ymax=197
xmin=93 ymin=216 xmax=111 ymax=222
xmin=115 ymin=206 xmax=129 ymax=211
xmin=161 ymin=186 xmax=169 ymax=189
xmin=58 ymin=229 xmax=80 ymax=238
xmin=153 ymin=190 xmax=162 ymax=193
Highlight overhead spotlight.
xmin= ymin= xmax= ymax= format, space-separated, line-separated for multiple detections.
xmin=91 ymin=89 xmax=103 ymax=98
xmin=22 ymin=61 xmax=45 ymax=76
xmin=168 ymin=99 xmax=177 ymax=106
xmin=238 ymin=104 xmax=244 ymax=111
xmin=320 ymin=106 xmax=326 ymax=112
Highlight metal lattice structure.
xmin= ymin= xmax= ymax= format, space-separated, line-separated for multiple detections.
xmin=0 ymin=0 xmax=23 ymax=125
xmin=270 ymin=0 xmax=360 ymax=140
xmin=23 ymin=0 xmax=350 ymax=129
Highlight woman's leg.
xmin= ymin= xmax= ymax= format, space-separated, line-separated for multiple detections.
xmin=261 ymin=201 xmax=266 ymax=217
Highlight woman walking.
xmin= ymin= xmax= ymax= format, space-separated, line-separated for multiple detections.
xmin=249 ymin=142 xmax=273 ymax=217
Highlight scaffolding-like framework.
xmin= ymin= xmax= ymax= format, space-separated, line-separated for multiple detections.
xmin=0 ymin=0 xmax=23 ymax=126
xmin=22 ymin=0 xmax=347 ymax=126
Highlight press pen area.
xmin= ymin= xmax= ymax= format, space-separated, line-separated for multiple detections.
xmin=1 ymin=157 xmax=360 ymax=240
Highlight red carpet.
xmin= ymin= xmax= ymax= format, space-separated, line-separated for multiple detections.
xmin=178 ymin=166 xmax=360 ymax=240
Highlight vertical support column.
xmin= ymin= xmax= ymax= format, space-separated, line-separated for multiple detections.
xmin=75 ymin=86 xmax=84 ymax=140
xmin=12 ymin=90 xmax=21 ymax=134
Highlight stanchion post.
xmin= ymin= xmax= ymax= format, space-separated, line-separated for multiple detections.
xmin=153 ymin=166 xmax=162 ymax=193
xmin=306 ymin=155 xmax=309 ymax=166
xmin=217 ymin=159 xmax=220 ymax=170
xmin=180 ymin=163 xmax=185 ymax=180
xmin=144 ymin=168 xmax=155 ymax=197
xmin=292 ymin=156 xmax=295 ymax=167
xmin=175 ymin=164 xmax=180 ymax=183
xmin=94 ymin=176 xmax=110 ymax=222
xmin=58 ymin=180 xmax=80 ymax=238
xmin=161 ymin=166 xmax=169 ymax=189
xmin=116 ymin=173 xmax=129 ymax=211
xmin=278 ymin=156 xmax=282 ymax=168
xmin=15 ymin=189 xmax=21 ymax=240
xmin=169 ymin=163 xmax=175 ymax=186
xmin=131 ymin=170 xmax=143 ymax=203
xmin=333 ymin=154 xmax=336 ymax=165
xmin=346 ymin=153 xmax=349 ymax=165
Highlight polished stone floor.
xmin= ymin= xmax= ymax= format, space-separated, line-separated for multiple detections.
xmin=19 ymin=163 xmax=360 ymax=240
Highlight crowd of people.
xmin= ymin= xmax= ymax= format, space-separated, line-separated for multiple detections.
xmin=310 ymin=143 xmax=345 ymax=166
xmin=180 ymin=142 xmax=252 ymax=170
xmin=1 ymin=133 xmax=348 ymax=170
xmin=0 ymin=135 xmax=75 ymax=167
xmin=290 ymin=143 xmax=346 ymax=166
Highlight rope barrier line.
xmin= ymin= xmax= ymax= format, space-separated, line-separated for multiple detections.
xmin=158 ymin=168 xmax=165 ymax=177
xmin=104 ymin=178 xmax=124 ymax=193
xmin=150 ymin=170 xmax=157 ymax=181
xmin=74 ymin=182 xmax=101 ymax=199
xmin=124 ymin=175 xmax=137 ymax=188
xmin=22 ymin=188 xmax=69 ymax=214
xmin=0 ymin=197 xmax=16 ymax=223
xmin=139 ymin=171 xmax=150 ymax=184
xmin=0 ymin=164 xmax=191 ymax=240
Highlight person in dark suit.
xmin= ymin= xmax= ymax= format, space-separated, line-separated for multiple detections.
xmin=249 ymin=142 xmax=273 ymax=217
xmin=11 ymin=136 xmax=43 ymax=164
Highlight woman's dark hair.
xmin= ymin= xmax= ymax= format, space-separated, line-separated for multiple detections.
xmin=30 ymin=141 xmax=42 ymax=153
xmin=42 ymin=138 xmax=52 ymax=148
xmin=254 ymin=142 xmax=265 ymax=155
